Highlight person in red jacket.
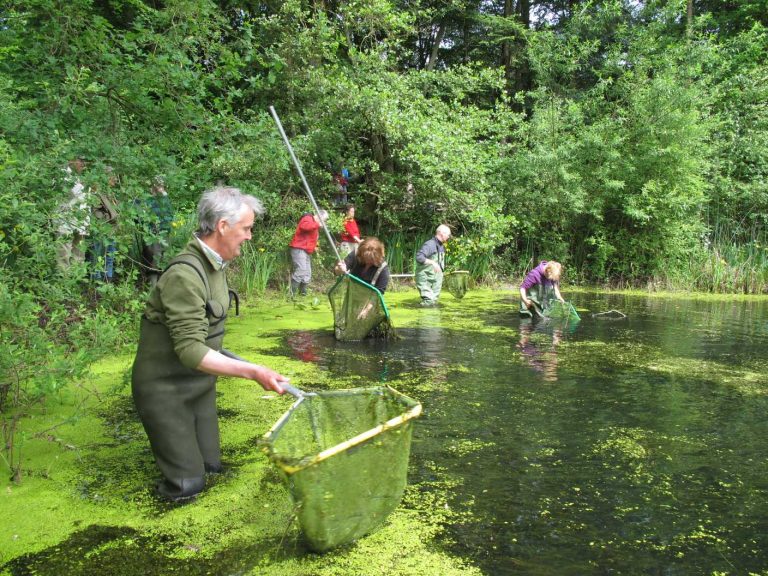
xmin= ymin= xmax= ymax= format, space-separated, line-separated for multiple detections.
xmin=289 ymin=209 xmax=328 ymax=297
xmin=339 ymin=204 xmax=362 ymax=256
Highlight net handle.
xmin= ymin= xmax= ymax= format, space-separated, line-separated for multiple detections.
xmin=220 ymin=348 xmax=307 ymax=398
xmin=269 ymin=106 xmax=342 ymax=263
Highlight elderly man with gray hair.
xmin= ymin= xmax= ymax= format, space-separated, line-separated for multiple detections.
xmin=132 ymin=186 xmax=289 ymax=502
xmin=415 ymin=224 xmax=451 ymax=307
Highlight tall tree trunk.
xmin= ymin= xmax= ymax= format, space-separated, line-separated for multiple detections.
xmin=426 ymin=22 xmax=446 ymax=71
xmin=463 ymin=15 xmax=470 ymax=64
xmin=686 ymin=0 xmax=694 ymax=37
xmin=514 ymin=0 xmax=531 ymax=96
xmin=505 ymin=0 xmax=531 ymax=112
xmin=501 ymin=0 xmax=515 ymax=90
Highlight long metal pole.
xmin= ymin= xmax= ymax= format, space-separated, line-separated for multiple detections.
xmin=269 ymin=106 xmax=342 ymax=262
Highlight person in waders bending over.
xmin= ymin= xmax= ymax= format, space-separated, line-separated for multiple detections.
xmin=518 ymin=260 xmax=566 ymax=318
xmin=131 ymin=186 xmax=289 ymax=502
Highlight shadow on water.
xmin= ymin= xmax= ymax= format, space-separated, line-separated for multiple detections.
xmin=1 ymin=524 xmax=316 ymax=576
xmin=268 ymin=293 xmax=768 ymax=575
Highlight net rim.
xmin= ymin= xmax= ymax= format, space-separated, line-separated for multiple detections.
xmin=261 ymin=385 xmax=421 ymax=475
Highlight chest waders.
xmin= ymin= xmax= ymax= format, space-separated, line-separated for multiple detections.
xmin=131 ymin=253 xmax=228 ymax=500
xmin=519 ymin=283 xmax=557 ymax=318
xmin=415 ymin=248 xmax=445 ymax=305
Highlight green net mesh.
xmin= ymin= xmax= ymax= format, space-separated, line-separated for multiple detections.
xmin=520 ymin=284 xmax=554 ymax=317
xmin=444 ymin=270 xmax=470 ymax=299
xmin=543 ymin=300 xmax=581 ymax=322
xmin=328 ymin=274 xmax=391 ymax=341
xmin=261 ymin=386 xmax=422 ymax=552
xmin=520 ymin=284 xmax=581 ymax=328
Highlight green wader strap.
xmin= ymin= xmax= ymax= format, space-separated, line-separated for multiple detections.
xmin=164 ymin=253 xmax=211 ymax=302
xmin=163 ymin=253 xmax=231 ymax=322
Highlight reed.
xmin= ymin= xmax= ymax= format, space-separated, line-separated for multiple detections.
xmin=668 ymin=227 xmax=768 ymax=293
xmin=385 ymin=232 xmax=408 ymax=274
xmin=235 ymin=242 xmax=279 ymax=297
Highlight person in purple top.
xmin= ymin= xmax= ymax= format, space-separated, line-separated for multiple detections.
xmin=519 ymin=260 xmax=565 ymax=317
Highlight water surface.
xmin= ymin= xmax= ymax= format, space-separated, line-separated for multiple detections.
xmin=281 ymin=291 xmax=768 ymax=575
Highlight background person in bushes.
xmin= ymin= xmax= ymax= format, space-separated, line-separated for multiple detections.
xmin=339 ymin=204 xmax=362 ymax=257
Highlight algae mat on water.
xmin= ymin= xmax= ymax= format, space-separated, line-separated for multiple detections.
xmin=0 ymin=291 xmax=485 ymax=576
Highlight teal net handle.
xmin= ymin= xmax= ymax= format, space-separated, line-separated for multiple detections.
xmin=329 ymin=274 xmax=391 ymax=320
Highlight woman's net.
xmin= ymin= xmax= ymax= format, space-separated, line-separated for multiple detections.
xmin=543 ymin=300 xmax=580 ymax=322
xmin=327 ymin=274 xmax=392 ymax=341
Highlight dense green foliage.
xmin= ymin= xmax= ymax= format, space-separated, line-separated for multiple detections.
xmin=1 ymin=0 xmax=767 ymax=470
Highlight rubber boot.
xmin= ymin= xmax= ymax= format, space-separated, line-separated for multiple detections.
xmin=156 ymin=476 xmax=205 ymax=502
xmin=299 ymin=282 xmax=308 ymax=296
xmin=290 ymin=279 xmax=300 ymax=298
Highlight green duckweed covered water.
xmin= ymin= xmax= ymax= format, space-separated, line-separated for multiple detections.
xmin=2 ymin=288 xmax=768 ymax=575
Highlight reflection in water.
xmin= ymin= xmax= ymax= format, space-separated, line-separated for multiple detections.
xmin=285 ymin=330 xmax=321 ymax=363
xmin=517 ymin=319 xmax=561 ymax=382
xmin=283 ymin=327 xmax=462 ymax=384
xmin=408 ymin=326 xmax=450 ymax=369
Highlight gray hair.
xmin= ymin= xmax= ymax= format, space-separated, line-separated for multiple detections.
xmin=436 ymin=224 xmax=451 ymax=237
xmin=197 ymin=186 xmax=265 ymax=235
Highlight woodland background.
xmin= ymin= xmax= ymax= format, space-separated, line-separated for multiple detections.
xmin=1 ymin=0 xmax=767 ymax=472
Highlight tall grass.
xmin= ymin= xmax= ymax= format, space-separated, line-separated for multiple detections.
xmin=234 ymin=242 xmax=279 ymax=298
xmin=385 ymin=232 xmax=409 ymax=274
xmin=460 ymin=252 xmax=493 ymax=280
xmin=696 ymin=242 xmax=767 ymax=293
xmin=667 ymin=227 xmax=768 ymax=293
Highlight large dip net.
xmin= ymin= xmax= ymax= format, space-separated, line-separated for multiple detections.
xmin=519 ymin=284 xmax=580 ymax=324
xmin=543 ymin=300 xmax=580 ymax=322
xmin=444 ymin=270 xmax=470 ymax=299
xmin=519 ymin=283 xmax=555 ymax=318
xmin=261 ymin=386 xmax=422 ymax=552
xmin=328 ymin=274 xmax=392 ymax=341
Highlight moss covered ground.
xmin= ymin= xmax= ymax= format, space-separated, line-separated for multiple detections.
xmin=0 ymin=287 xmax=489 ymax=576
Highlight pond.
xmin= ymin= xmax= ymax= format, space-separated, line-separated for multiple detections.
xmin=278 ymin=290 xmax=768 ymax=575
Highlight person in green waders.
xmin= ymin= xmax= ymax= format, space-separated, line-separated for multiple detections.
xmin=415 ymin=224 xmax=451 ymax=307
xmin=132 ymin=186 xmax=289 ymax=502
